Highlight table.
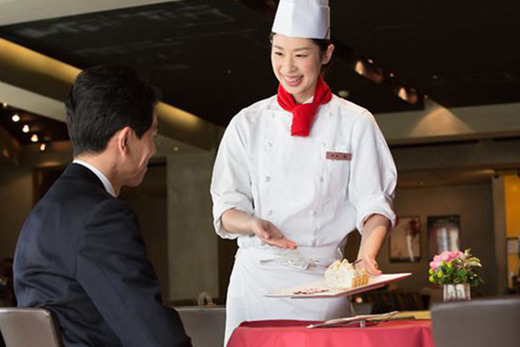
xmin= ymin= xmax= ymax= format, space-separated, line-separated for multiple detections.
xmin=227 ymin=319 xmax=434 ymax=347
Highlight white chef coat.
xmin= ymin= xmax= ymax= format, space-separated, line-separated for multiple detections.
xmin=210 ymin=94 xmax=397 ymax=344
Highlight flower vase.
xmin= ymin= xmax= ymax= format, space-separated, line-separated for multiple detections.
xmin=443 ymin=283 xmax=471 ymax=301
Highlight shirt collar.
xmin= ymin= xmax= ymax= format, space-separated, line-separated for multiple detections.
xmin=73 ymin=159 xmax=116 ymax=197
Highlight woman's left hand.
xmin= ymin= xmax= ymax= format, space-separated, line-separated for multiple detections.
xmin=355 ymin=255 xmax=382 ymax=276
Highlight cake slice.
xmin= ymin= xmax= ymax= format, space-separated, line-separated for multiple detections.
xmin=325 ymin=259 xmax=370 ymax=290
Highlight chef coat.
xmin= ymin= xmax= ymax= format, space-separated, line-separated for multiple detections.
xmin=210 ymin=94 xmax=397 ymax=344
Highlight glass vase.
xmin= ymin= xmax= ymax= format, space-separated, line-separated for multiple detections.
xmin=443 ymin=283 xmax=471 ymax=301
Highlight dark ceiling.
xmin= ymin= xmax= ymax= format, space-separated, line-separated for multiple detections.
xmin=0 ymin=0 xmax=518 ymax=133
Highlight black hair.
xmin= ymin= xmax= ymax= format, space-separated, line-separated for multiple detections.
xmin=65 ymin=65 xmax=160 ymax=156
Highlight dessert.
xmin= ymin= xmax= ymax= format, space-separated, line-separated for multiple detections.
xmin=325 ymin=259 xmax=370 ymax=290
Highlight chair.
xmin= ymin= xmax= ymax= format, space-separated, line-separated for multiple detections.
xmin=0 ymin=308 xmax=63 ymax=347
xmin=431 ymin=296 xmax=520 ymax=347
xmin=175 ymin=306 xmax=226 ymax=347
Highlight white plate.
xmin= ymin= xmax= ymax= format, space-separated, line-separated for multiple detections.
xmin=265 ymin=273 xmax=412 ymax=298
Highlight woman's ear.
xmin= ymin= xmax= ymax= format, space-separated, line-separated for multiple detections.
xmin=321 ymin=43 xmax=335 ymax=65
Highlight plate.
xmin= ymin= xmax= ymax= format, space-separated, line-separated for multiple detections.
xmin=265 ymin=273 xmax=412 ymax=298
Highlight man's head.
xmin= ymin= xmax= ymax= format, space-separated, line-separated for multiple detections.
xmin=66 ymin=65 xmax=160 ymax=190
xmin=65 ymin=65 xmax=159 ymax=157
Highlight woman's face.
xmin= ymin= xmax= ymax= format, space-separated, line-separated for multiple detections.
xmin=271 ymin=34 xmax=333 ymax=104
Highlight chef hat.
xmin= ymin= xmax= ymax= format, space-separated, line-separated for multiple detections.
xmin=272 ymin=0 xmax=330 ymax=40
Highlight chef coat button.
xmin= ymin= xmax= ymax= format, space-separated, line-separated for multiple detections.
xmin=310 ymin=210 xmax=316 ymax=216
xmin=321 ymin=142 xmax=326 ymax=147
xmin=319 ymin=176 xmax=324 ymax=183
xmin=267 ymin=209 xmax=273 ymax=216
xmin=272 ymin=113 xmax=276 ymax=118
xmin=268 ymin=141 xmax=273 ymax=147
xmin=311 ymin=239 xmax=317 ymax=246
xmin=265 ymin=175 xmax=271 ymax=182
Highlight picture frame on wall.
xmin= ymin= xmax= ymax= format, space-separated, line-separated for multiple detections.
xmin=427 ymin=215 xmax=461 ymax=259
xmin=389 ymin=216 xmax=421 ymax=262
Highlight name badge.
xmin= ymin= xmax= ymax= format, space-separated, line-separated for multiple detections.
xmin=326 ymin=151 xmax=352 ymax=161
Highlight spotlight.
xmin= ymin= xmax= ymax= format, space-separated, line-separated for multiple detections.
xmin=22 ymin=124 xmax=30 ymax=133
xmin=354 ymin=58 xmax=383 ymax=83
xmin=354 ymin=60 xmax=366 ymax=76
xmin=31 ymin=134 xmax=38 ymax=142
xmin=11 ymin=114 xmax=20 ymax=122
xmin=396 ymin=86 xmax=418 ymax=104
xmin=338 ymin=90 xmax=350 ymax=98
xmin=397 ymin=87 xmax=407 ymax=101
xmin=40 ymin=143 xmax=47 ymax=152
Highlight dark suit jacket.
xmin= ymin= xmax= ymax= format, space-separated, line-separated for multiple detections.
xmin=14 ymin=163 xmax=191 ymax=347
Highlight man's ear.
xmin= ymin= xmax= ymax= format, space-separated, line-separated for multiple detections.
xmin=117 ymin=126 xmax=132 ymax=155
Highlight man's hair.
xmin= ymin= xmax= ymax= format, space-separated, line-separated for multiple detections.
xmin=65 ymin=65 xmax=160 ymax=156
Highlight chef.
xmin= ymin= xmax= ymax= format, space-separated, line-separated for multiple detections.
xmin=210 ymin=0 xmax=397 ymax=344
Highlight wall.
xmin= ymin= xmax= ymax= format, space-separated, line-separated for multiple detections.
xmin=120 ymin=163 xmax=169 ymax=301
xmin=376 ymin=182 xmax=497 ymax=297
xmin=503 ymin=175 xmax=520 ymax=288
xmin=0 ymin=165 xmax=32 ymax=259
xmin=166 ymin=150 xmax=219 ymax=302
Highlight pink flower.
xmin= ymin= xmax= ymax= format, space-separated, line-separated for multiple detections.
xmin=429 ymin=251 xmax=463 ymax=270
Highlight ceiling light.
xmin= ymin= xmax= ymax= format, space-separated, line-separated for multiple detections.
xmin=1 ymin=102 xmax=7 ymax=108
xmin=171 ymin=146 xmax=179 ymax=152
xmin=354 ymin=60 xmax=366 ymax=76
xmin=338 ymin=90 xmax=350 ymax=98
xmin=22 ymin=124 xmax=30 ymax=133
xmin=396 ymin=87 xmax=419 ymax=104
xmin=389 ymin=72 xmax=395 ymax=78
xmin=40 ymin=143 xmax=46 ymax=152
xmin=367 ymin=59 xmax=374 ymax=64
xmin=12 ymin=114 xmax=20 ymax=122
xmin=31 ymin=134 xmax=38 ymax=142
xmin=397 ymin=87 xmax=408 ymax=101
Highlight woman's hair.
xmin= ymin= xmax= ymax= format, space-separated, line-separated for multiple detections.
xmin=269 ymin=32 xmax=332 ymax=71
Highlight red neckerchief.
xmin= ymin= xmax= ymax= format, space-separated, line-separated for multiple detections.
xmin=276 ymin=75 xmax=332 ymax=137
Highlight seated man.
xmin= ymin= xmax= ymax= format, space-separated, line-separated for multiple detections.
xmin=14 ymin=65 xmax=192 ymax=347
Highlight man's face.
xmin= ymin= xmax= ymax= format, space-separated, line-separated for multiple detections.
xmin=124 ymin=113 xmax=158 ymax=187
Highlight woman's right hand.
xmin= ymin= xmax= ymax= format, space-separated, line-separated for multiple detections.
xmin=251 ymin=218 xmax=297 ymax=249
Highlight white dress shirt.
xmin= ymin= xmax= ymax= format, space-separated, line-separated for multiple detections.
xmin=73 ymin=159 xmax=116 ymax=198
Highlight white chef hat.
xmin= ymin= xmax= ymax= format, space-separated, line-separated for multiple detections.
xmin=272 ymin=0 xmax=330 ymax=40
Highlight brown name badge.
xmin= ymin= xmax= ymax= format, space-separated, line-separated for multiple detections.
xmin=326 ymin=151 xmax=352 ymax=161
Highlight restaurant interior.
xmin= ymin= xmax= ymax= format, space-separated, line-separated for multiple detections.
xmin=0 ymin=1 xmax=519 ymax=346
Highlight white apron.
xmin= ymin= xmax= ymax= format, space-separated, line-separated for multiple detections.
xmin=225 ymin=246 xmax=350 ymax=344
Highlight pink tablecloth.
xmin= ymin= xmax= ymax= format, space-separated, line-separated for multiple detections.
xmin=228 ymin=319 xmax=434 ymax=347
